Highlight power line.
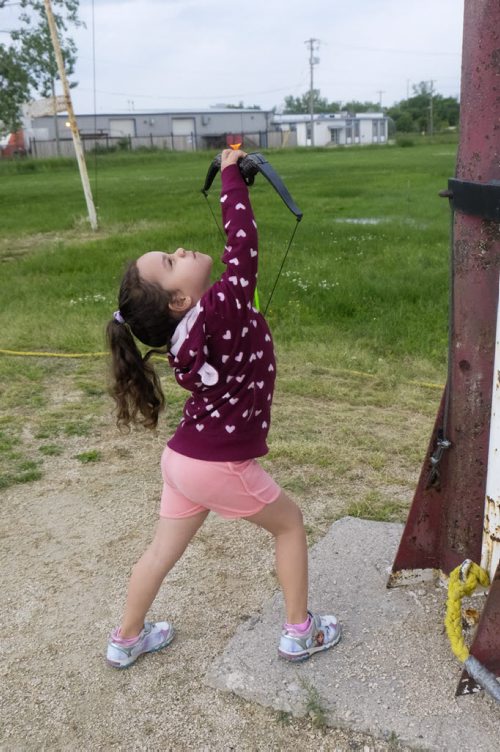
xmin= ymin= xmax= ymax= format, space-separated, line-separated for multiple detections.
xmin=335 ymin=43 xmax=460 ymax=56
xmin=74 ymin=81 xmax=309 ymax=101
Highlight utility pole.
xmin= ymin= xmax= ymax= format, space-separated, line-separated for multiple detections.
xmin=429 ymin=79 xmax=435 ymax=138
xmin=43 ymin=0 xmax=98 ymax=230
xmin=305 ymin=38 xmax=320 ymax=147
xmin=377 ymin=90 xmax=385 ymax=109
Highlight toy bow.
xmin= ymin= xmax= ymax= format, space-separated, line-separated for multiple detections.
xmin=201 ymin=152 xmax=303 ymax=314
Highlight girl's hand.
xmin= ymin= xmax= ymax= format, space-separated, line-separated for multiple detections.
xmin=220 ymin=148 xmax=247 ymax=172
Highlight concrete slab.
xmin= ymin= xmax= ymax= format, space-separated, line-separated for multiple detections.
xmin=206 ymin=517 xmax=500 ymax=751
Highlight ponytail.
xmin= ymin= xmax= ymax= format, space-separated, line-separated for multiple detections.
xmin=107 ymin=261 xmax=179 ymax=430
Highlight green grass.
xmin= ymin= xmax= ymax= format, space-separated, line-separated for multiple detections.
xmin=0 ymin=143 xmax=454 ymax=493
xmin=38 ymin=444 xmax=64 ymax=456
xmin=0 ymin=144 xmax=453 ymax=367
xmin=300 ymin=679 xmax=328 ymax=730
xmin=345 ymin=491 xmax=409 ymax=522
xmin=74 ymin=450 xmax=102 ymax=463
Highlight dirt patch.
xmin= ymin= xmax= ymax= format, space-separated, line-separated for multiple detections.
xmin=0 ymin=364 xmax=433 ymax=750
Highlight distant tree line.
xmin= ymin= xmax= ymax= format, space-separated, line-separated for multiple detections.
xmin=281 ymin=82 xmax=460 ymax=134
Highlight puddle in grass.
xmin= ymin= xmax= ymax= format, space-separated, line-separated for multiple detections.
xmin=334 ymin=218 xmax=383 ymax=225
xmin=334 ymin=217 xmax=427 ymax=229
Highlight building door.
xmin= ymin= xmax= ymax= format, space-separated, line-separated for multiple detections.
xmin=109 ymin=119 xmax=136 ymax=138
xmin=172 ymin=118 xmax=196 ymax=150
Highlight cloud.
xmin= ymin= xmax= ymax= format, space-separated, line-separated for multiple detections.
xmin=14 ymin=0 xmax=465 ymax=113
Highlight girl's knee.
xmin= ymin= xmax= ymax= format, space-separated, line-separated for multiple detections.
xmin=245 ymin=491 xmax=305 ymax=536
xmin=275 ymin=493 xmax=305 ymax=533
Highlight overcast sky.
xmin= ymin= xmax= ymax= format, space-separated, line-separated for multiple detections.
xmin=4 ymin=0 xmax=465 ymax=114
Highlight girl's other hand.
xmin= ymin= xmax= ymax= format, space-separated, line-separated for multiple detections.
xmin=220 ymin=148 xmax=247 ymax=172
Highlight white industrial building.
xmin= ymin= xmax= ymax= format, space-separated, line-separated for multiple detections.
xmin=272 ymin=112 xmax=389 ymax=147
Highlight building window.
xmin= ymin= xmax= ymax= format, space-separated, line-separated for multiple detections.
xmin=354 ymin=121 xmax=360 ymax=143
xmin=372 ymin=120 xmax=379 ymax=142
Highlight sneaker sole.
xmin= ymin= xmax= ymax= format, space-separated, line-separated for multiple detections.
xmin=278 ymin=626 xmax=341 ymax=662
xmin=106 ymin=627 xmax=175 ymax=669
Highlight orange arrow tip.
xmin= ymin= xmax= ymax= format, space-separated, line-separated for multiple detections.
xmin=229 ymin=143 xmax=242 ymax=150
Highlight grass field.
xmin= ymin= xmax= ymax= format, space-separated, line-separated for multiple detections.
xmin=0 ymin=142 xmax=456 ymax=497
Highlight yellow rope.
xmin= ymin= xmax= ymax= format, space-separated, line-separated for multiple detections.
xmin=0 ymin=348 xmax=107 ymax=358
xmin=0 ymin=348 xmax=444 ymax=389
xmin=444 ymin=559 xmax=490 ymax=662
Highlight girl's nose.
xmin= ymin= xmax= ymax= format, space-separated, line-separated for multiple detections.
xmin=175 ymin=248 xmax=186 ymax=257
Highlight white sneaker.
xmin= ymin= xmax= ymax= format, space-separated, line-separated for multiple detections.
xmin=106 ymin=621 xmax=175 ymax=669
xmin=278 ymin=611 xmax=341 ymax=662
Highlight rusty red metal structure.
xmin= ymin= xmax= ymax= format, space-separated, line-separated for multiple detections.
xmin=389 ymin=0 xmax=500 ymax=694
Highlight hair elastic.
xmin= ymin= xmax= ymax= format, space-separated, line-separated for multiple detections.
xmin=113 ymin=310 xmax=125 ymax=325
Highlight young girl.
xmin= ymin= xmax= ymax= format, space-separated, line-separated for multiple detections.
xmin=105 ymin=148 xmax=341 ymax=668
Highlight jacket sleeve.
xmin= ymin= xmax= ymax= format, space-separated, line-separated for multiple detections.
xmin=217 ymin=163 xmax=259 ymax=307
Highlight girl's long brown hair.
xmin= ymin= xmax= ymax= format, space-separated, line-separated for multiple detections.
xmin=106 ymin=261 xmax=179 ymax=429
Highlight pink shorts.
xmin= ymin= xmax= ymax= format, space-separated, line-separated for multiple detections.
xmin=160 ymin=447 xmax=281 ymax=519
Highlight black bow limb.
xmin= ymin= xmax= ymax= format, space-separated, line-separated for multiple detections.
xmin=202 ymin=152 xmax=303 ymax=221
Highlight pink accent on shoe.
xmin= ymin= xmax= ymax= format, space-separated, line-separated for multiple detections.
xmin=284 ymin=614 xmax=312 ymax=635
xmin=112 ymin=627 xmax=141 ymax=646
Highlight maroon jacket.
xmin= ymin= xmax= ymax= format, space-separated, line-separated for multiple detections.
xmin=167 ymin=163 xmax=276 ymax=461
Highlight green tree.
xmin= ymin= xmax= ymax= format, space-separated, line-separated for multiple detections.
xmin=220 ymin=101 xmax=261 ymax=110
xmin=0 ymin=44 xmax=30 ymax=133
xmin=387 ymin=82 xmax=459 ymax=135
xmin=434 ymin=95 xmax=460 ymax=130
xmin=283 ymin=90 xmax=339 ymax=114
xmin=342 ymin=100 xmax=381 ymax=113
xmin=6 ymin=1 xmax=82 ymax=150
xmin=11 ymin=1 xmax=81 ymax=98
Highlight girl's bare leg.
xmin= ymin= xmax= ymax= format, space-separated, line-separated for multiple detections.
xmin=120 ymin=510 xmax=209 ymax=637
xmin=244 ymin=491 xmax=308 ymax=624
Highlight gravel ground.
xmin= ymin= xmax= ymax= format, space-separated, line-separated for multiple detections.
xmin=0 ymin=423 xmax=417 ymax=751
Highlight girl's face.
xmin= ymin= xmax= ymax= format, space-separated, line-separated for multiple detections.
xmin=136 ymin=249 xmax=213 ymax=311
